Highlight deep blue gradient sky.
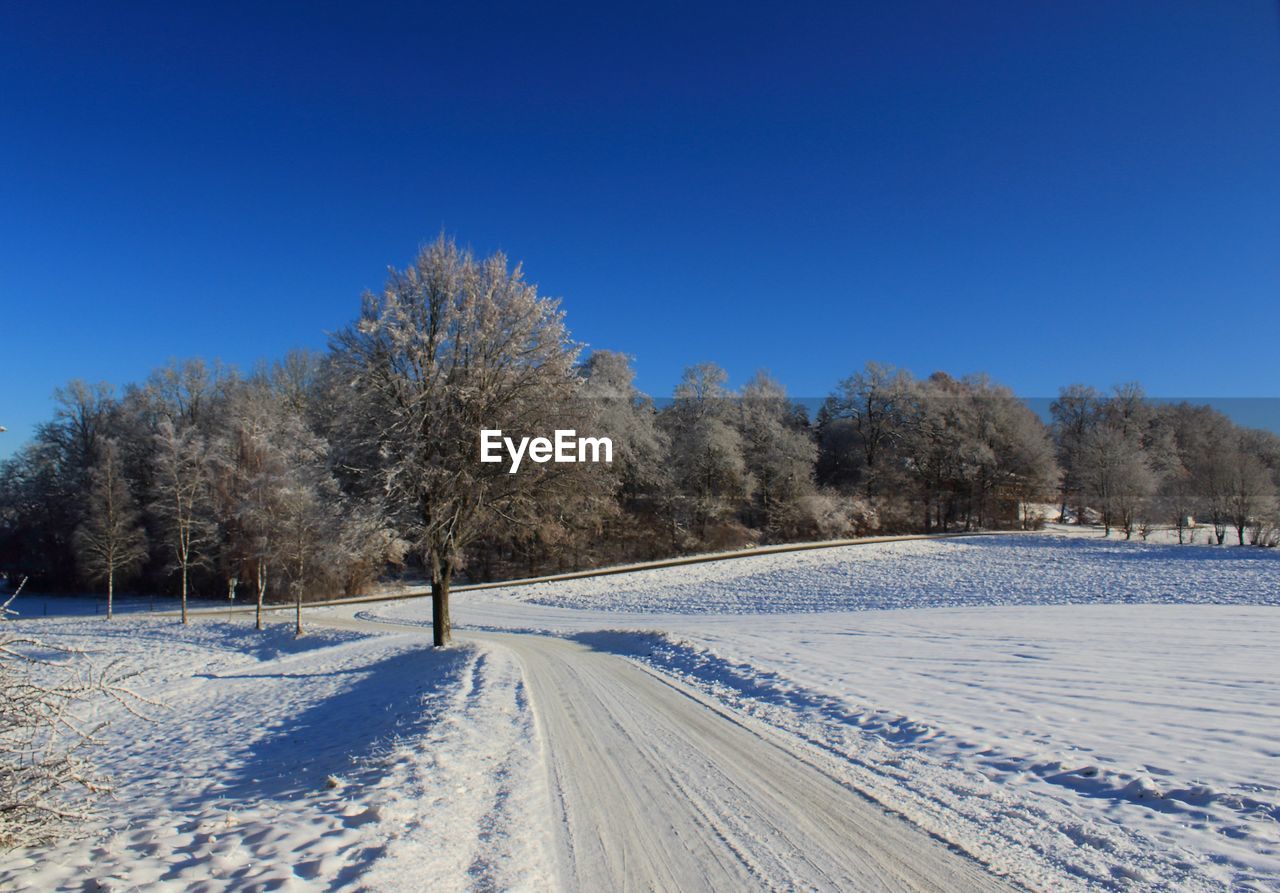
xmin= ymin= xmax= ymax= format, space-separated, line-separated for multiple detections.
xmin=3 ymin=2 xmax=1279 ymax=455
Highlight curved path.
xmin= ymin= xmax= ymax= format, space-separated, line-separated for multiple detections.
xmin=335 ymin=611 xmax=1017 ymax=892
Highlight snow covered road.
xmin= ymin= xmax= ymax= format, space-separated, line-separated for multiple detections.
xmin=325 ymin=607 xmax=1015 ymax=891
xmin=468 ymin=628 xmax=1016 ymax=892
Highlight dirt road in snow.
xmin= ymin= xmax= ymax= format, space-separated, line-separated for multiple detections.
xmin=331 ymin=607 xmax=1014 ymax=892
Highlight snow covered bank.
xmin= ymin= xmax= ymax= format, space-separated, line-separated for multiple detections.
xmin=0 ymin=616 xmax=553 ymax=892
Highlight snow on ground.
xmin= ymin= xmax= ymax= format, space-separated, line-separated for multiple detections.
xmin=6 ymin=532 xmax=1278 ymax=891
xmin=471 ymin=533 xmax=1280 ymax=614
xmin=363 ymin=532 xmax=1280 ymax=891
xmin=618 ymin=606 xmax=1280 ymax=892
xmin=0 ymin=614 xmax=553 ymax=892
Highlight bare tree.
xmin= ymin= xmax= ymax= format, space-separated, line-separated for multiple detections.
xmin=333 ymin=235 xmax=584 ymax=646
xmin=73 ymin=440 xmax=148 ymax=619
xmin=736 ymin=371 xmax=817 ymax=537
xmin=272 ymin=432 xmax=340 ymax=637
xmin=277 ymin=477 xmax=327 ymax=638
xmin=1077 ymin=424 xmax=1156 ymax=538
xmin=1228 ymin=451 xmax=1276 ymax=546
xmin=151 ymin=420 xmax=213 ymax=624
xmin=211 ymin=394 xmax=287 ymax=630
xmin=662 ymin=363 xmax=750 ymax=544
xmin=1156 ymin=463 xmax=1197 ymax=543
xmin=579 ymin=351 xmax=668 ymax=504
xmin=828 ymin=362 xmax=913 ymax=495
xmin=1050 ymin=384 xmax=1102 ymax=524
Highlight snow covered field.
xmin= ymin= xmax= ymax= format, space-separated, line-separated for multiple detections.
xmin=618 ymin=606 xmax=1280 ymax=891
xmin=4 ymin=533 xmax=1278 ymax=891
xmin=462 ymin=534 xmax=1280 ymax=614
xmin=367 ymin=533 xmax=1280 ymax=891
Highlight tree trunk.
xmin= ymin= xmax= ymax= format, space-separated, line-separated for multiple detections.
xmin=107 ymin=568 xmax=114 ymax=621
xmin=294 ymin=585 xmax=303 ymax=637
xmin=180 ymin=563 xmax=189 ymax=624
xmin=255 ymin=566 xmax=266 ymax=631
xmin=432 ymin=558 xmax=453 ymax=647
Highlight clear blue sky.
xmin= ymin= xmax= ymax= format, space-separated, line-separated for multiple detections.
xmin=3 ymin=1 xmax=1279 ymax=456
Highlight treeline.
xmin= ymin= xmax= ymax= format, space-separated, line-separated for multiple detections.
xmin=1050 ymin=384 xmax=1280 ymax=545
xmin=2 ymin=237 xmax=1277 ymax=628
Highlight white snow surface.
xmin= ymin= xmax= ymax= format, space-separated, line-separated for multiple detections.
xmin=5 ymin=532 xmax=1279 ymax=891
xmin=469 ymin=534 xmax=1280 ymax=614
xmin=364 ymin=533 xmax=1280 ymax=891
xmin=0 ymin=616 xmax=553 ymax=892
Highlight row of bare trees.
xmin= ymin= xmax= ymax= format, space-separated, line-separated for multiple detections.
xmin=814 ymin=364 xmax=1060 ymax=533
xmin=0 ymin=358 xmax=406 ymax=631
xmin=1051 ymin=384 xmax=1280 ymax=544
xmin=3 ymin=236 xmax=1279 ymax=645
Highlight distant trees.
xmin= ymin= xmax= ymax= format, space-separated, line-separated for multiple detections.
xmin=737 ymin=372 xmax=818 ymax=537
xmin=1049 ymin=384 xmax=1101 ymax=523
xmin=816 ymin=365 xmax=1060 ymax=532
xmin=578 ymin=351 xmax=667 ymax=506
xmin=1049 ymin=388 xmax=1280 ymax=545
xmin=72 ymin=440 xmax=147 ymax=619
xmin=825 ymin=362 xmax=913 ymax=495
xmin=3 ymin=235 xmax=1278 ymax=637
xmin=654 ymin=364 xmax=844 ymax=549
xmin=1076 ymin=425 xmax=1155 ymax=538
xmin=210 ymin=383 xmax=293 ymax=629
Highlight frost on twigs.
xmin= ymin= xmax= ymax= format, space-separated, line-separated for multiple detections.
xmin=0 ymin=576 xmax=27 ymax=622
xmin=0 ymin=631 xmax=155 ymax=849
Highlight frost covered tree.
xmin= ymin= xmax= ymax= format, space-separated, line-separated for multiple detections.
xmin=899 ymin=374 xmax=978 ymax=532
xmin=268 ymin=406 xmax=340 ymax=638
xmin=826 ymin=362 xmax=913 ymax=495
xmin=966 ymin=377 xmax=1059 ymax=529
xmin=44 ymin=381 xmax=116 ymax=482
xmin=73 ymin=440 xmax=148 ymax=619
xmin=210 ymin=388 xmax=290 ymax=629
xmin=1050 ymin=384 xmax=1102 ymax=523
xmin=333 ymin=235 xmax=584 ymax=646
xmin=1077 ymin=424 xmax=1156 ymax=538
xmin=661 ymin=363 xmax=750 ymax=545
xmin=579 ymin=351 xmax=667 ymax=503
xmin=1227 ymin=450 xmax=1275 ymax=546
xmin=142 ymin=357 xmax=229 ymax=430
xmin=735 ymin=372 xmax=817 ymax=536
xmin=151 ymin=420 xmax=214 ymax=624
xmin=276 ymin=472 xmax=332 ymax=638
